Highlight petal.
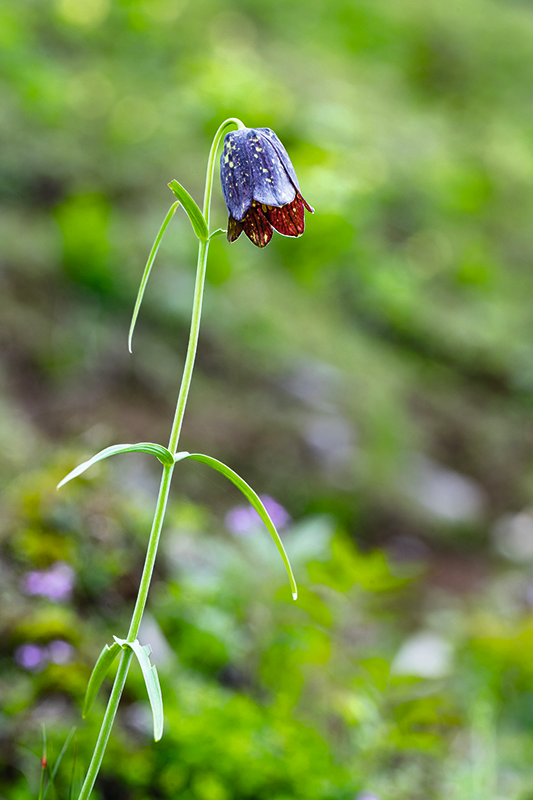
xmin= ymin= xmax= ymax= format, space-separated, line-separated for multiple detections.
xmin=247 ymin=129 xmax=296 ymax=208
xmin=243 ymin=203 xmax=273 ymax=248
xmin=220 ymin=129 xmax=254 ymax=222
xmin=301 ymin=195 xmax=315 ymax=213
xmin=227 ymin=215 xmax=244 ymax=243
xmin=255 ymin=128 xmax=301 ymax=191
xmin=256 ymin=129 xmax=314 ymax=213
xmin=267 ymin=195 xmax=305 ymax=237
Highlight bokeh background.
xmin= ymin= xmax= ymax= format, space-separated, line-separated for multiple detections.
xmin=3 ymin=0 xmax=533 ymax=797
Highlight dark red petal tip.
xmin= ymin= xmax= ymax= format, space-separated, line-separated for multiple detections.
xmin=301 ymin=194 xmax=314 ymax=213
xmin=243 ymin=203 xmax=273 ymax=248
xmin=267 ymin=196 xmax=305 ymax=237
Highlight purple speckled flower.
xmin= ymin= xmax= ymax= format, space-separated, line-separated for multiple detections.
xmin=22 ymin=561 xmax=75 ymax=602
xmin=220 ymin=127 xmax=314 ymax=248
xmin=14 ymin=643 xmax=48 ymax=672
xmin=225 ymin=495 xmax=291 ymax=536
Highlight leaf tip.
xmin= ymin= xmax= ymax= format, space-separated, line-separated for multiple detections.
xmin=292 ymin=590 xmax=298 ymax=601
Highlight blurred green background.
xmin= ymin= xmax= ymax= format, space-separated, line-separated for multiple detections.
xmin=3 ymin=0 xmax=533 ymax=797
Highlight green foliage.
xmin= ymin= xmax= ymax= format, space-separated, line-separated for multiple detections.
xmin=128 ymin=200 xmax=181 ymax=353
xmin=57 ymin=443 xmax=175 ymax=488
xmin=113 ymin=637 xmax=164 ymax=741
xmin=167 ymin=181 xmax=209 ymax=242
xmin=174 ymin=451 xmax=298 ymax=599
xmin=83 ymin=642 xmax=122 ymax=717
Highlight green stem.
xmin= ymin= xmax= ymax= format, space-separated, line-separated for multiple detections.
xmin=75 ymin=649 xmax=132 ymax=800
xmin=76 ymin=117 xmax=243 ymax=800
xmin=126 ymin=465 xmax=174 ymax=641
xmin=76 ymin=467 xmax=172 ymax=800
xmin=168 ymin=116 xmax=244 ymax=454
xmin=167 ymin=239 xmax=208 ymax=454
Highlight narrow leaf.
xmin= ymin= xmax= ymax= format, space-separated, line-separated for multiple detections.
xmin=114 ymin=637 xmax=164 ymax=741
xmin=68 ymin=736 xmax=78 ymax=800
xmin=42 ymin=727 xmax=77 ymax=800
xmin=82 ymin=642 xmax=122 ymax=718
xmin=168 ymin=180 xmax=208 ymax=242
xmin=174 ymin=451 xmax=298 ymax=600
xmin=38 ymin=725 xmax=47 ymax=800
xmin=57 ymin=443 xmax=174 ymax=489
xmin=208 ymin=228 xmax=226 ymax=240
xmin=128 ymin=200 xmax=180 ymax=353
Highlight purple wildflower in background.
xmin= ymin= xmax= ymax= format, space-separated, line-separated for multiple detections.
xmin=14 ymin=643 xmax=48 ymax=672
xmin=21 ymin=561 xmax=75 ymax=602
xmin=225 ymin=495 xmax=291 ymax=536
xmin=48 ymin=639 xmax=75 ymax=665
xmin=220 ymin=127 xmax=314 ymax=248
xmin=14 ymin=640 xmax=75 ymax=672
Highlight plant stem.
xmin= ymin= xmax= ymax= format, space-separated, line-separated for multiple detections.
xmin=126 ymin=465 xmax=174 ymax=641
xmin=76 ymin=117 xmax=243 ymax=800
xmin=76 ymin=649 xmax=132 ymax=800
xmin=167 ymin=239 xmax=208 ymax=454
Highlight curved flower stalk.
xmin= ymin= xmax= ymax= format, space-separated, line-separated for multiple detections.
xmin=56 ymin=118 xmax=313 ymax=800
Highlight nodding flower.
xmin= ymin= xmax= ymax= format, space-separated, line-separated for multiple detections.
xmin=220 ymin=127 xmax=314 ymax=248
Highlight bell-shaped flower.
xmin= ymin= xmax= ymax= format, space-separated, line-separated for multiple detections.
xmin=220 ymin=127 xmax=314 ymax=248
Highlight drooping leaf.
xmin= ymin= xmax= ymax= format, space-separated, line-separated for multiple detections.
xmin=57 ymin=443 xmax=174 ymax=489
xmin=114 ymin=637 xmax=163 ymax=741
xmin=128 ymin=200 xmax=180 ymax=353
xmin=174 ymin=451 xmax=297 ymax=600
xmin=168 ymin=179 xmax=208 ymax=241
xmin=82 ymin=642 xmax=122 ymax=718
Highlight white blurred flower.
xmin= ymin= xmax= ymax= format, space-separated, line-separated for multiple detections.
xmin=402 ymin=456 xmax=485 ymax=522
xmin=391 ymin=631 xmax=453 ymax=678
xmin=492 ymin=511 xmax=533 ymax=562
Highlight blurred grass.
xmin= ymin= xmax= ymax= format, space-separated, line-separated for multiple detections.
xmin=3 ymin=0 xmax=533 ymax=797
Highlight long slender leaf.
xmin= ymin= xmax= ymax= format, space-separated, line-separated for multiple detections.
xmin=82 ymin=642 xmax=122 ymax=718
xmin=69 ymin=736 xmax=78 ymax=800
xmin=168 ymin=180 xmax=208 ymax=241
xmin=57 ymin=443 xmax=174 ymax=489
xmin=174 ymin=451 xmax=298 ymax=600
xmin=42 ymin=727 xmax=77 ymax=800
xmin=114 ymin=637 xmax=164 ymax=741
xmin=128 ymin=200 xmax=180 ymax=353
xmin=38 ymin=725 xmax=47 ymax=800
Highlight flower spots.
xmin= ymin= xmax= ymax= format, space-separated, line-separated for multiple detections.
xmin=220 ymin=126 xmax=313 ymax=248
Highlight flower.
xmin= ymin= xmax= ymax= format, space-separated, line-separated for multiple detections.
xmin=220 ymin=127 xmax=314 ymax=248
xmin=48 ymin=639 xmax=75 ymax=665
xmin=14 ymin=639 xmax=75 ymax=672
xmin=14 ymin=643 xmax=48 ymax=672
xmin=225 ymin=495 xmax=291 ymax=536
xmin=21 ymin=561 xmax=75 ymax=602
